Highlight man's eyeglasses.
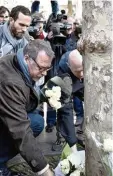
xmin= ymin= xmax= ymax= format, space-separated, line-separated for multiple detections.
xmin=31 ymin=58 xmax=52 ymax=72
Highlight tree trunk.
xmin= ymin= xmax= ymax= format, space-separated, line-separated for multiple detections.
xmin=82 ymin=1 xmax=112 ymax=176
xmin=67 ymin=0 xmax=73 ymax=16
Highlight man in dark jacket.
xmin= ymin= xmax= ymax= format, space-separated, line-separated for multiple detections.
xmin=0 ymin=40 xmax=55 ymax=176
xmin=47 ymin=49 xmax=84 ymax=153
xmin=57 ymin=50 xmax=84 ymax=151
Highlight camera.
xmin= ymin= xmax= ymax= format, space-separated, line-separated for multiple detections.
xmin=52 ymin=35 xmax=66 ymax=45
xmin=58 ymin=22 xmax=72 ymax=33
xmin=55 ymin=14 xmax=67 ymax=22
xmin=50 ymin=22 xmax=66 ymax=45
xmin=49 ymin=21 xmax=72 ymax=45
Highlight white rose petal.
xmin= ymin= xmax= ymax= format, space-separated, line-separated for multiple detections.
xmin=70 ymin=170 xmax=80 ymax=176
xmin=45 ymin=90 xmax=54 ymax=97
xmin=56 ymin=101 xmax=62 ymax=109
xmin=60 ymin=159 xmax=70 ymax=175
xmin=49 ymin=98 xmax=61 ymax=110
xmin=54 ymin=92 xmax=61 ymax=100
xmin=45 ymin=86 xmax=61 ymax=110
xmin=49 ymin=97 xmax=56 ymax=107
xmin=52 ymin=86 xmax=61 ymax=93
xmin=49 ymin=98 xmax=58 ymax=107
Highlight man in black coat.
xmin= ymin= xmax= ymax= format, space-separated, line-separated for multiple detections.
xmin=0 ymin=39 xmax=55 ymax=176
xmin=46 ymin=49 xmax=84 ymax=153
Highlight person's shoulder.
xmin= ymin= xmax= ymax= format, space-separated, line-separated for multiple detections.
xmin=61 ymin=51 xmax=71 ymax=60
xmin=24 ymin=31 xmax=34 ymax=42
xmin=21 ymin=36 xmax=28 ymax=48
xmin=59 ymin=51 xmax=71 ymax=71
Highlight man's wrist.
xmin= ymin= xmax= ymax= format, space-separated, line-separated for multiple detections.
xmin=37 ymin=164 xmax=49 ymax=175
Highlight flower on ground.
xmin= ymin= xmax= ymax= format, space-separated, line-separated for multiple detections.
xmin=60 ymin=159 xmax=70 ymax=175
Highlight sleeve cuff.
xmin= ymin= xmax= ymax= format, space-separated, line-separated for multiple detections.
xmin=37 ymin=164 xmax=49 ymax=175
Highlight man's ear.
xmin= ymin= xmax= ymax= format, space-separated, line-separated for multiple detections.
xmin=24 ymin=54 xmax=29 ymax=64
xmin=9 ymin=17 xmax=14 ymax=22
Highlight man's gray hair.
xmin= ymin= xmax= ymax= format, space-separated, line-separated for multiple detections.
xmin=23 ymin=39 xmax=55 ymax=60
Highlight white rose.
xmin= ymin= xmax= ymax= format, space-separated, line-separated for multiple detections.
xmin=60 ymin=159 xmax=70 ymax=175
xmin=52 ymin=86 xmax=61 ymax=100
xmin=52 ymin=86 xmax=61 ymax=93
xmin=70 ymin=170 xmax=80 ymax=176
xmin=55 ymin=101 xmax=61 ymax=109
xmin=49 ymin=97 xmax=61 ymax=110
xmin=52 ymin=92 xmax=61 ymax=100
xmin=45 ymin=89 xmax=54 ymax=97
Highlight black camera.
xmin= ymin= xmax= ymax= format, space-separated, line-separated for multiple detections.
xmin=58 ymin=22 xmax=72 ymax=33
xmin=53 ymin=13 xmax=67 ymax=23
xmin=52 ymin=35 xmax=66 ymax=45
xmin=50 ymin=22 xmax=66 ymax=45
xmin=56 ymin=14 xmax=67 ymax=22
xmin=50 ymin=21 xmax=72 ymax=45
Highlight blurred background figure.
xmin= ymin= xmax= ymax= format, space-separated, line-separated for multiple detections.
xmin=28 ymin=12 xmax=46 ymax=39
xmin=0 ymin=6 xmax=10 ymax=25
xmin=31 ymin=0 xmax=40 ymax=14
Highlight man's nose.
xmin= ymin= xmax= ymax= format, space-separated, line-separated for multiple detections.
xmin=22 ymin=26 xmax=27 ymax=32
xmin=42 ymin=70 xmax=47 ymax=76
xmin=80 ymin=71 xmax=83 ymax=78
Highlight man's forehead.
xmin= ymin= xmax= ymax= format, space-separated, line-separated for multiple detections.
xmin=2 ymin=11 xmax=9 ymax=16
xmin=36 ymin=52 xmax=51 ymax=67
xmin=37 ymin=51 xmax=50 ymax=61
xmin=73 ymin=66 xmax=83 ymax=72
xmin=17 ymin=12 xmax=31 ymax=21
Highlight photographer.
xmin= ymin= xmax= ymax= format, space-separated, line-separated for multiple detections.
xmin=28 ymin=12 xmax=47 ymax=39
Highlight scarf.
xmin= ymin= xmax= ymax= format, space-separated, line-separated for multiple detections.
xmin=17 ymin=48 xmax=41 ymax=110
xmin=16 ymin=48 xmax=33 ymax=88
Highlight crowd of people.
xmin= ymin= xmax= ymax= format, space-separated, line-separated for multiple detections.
xmin=0 ymin=0 xmax=84 ymax=176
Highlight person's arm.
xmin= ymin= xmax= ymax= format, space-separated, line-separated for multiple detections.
xmin=0 ymin=82 xmax=50 ymax=175
xmin=51 ymin=0 xmax=59 ymax=16
xmin=31 ymin=0 xmax=40 ymax=14
xmin=72 ymin=79 xmax=84 ymax=101
xmin=57 ymin=99 xmax=77 ymax=147
xmin=73 ymin=88 xmax=84 ymax=101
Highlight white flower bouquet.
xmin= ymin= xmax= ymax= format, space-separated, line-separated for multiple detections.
xmin=40 ymin=75 xmax=72 ymax=110
xmin=45 ymin=86 xmax=62 ymax=110
xmin=55 ymin=151 xmax=85 ymax=176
